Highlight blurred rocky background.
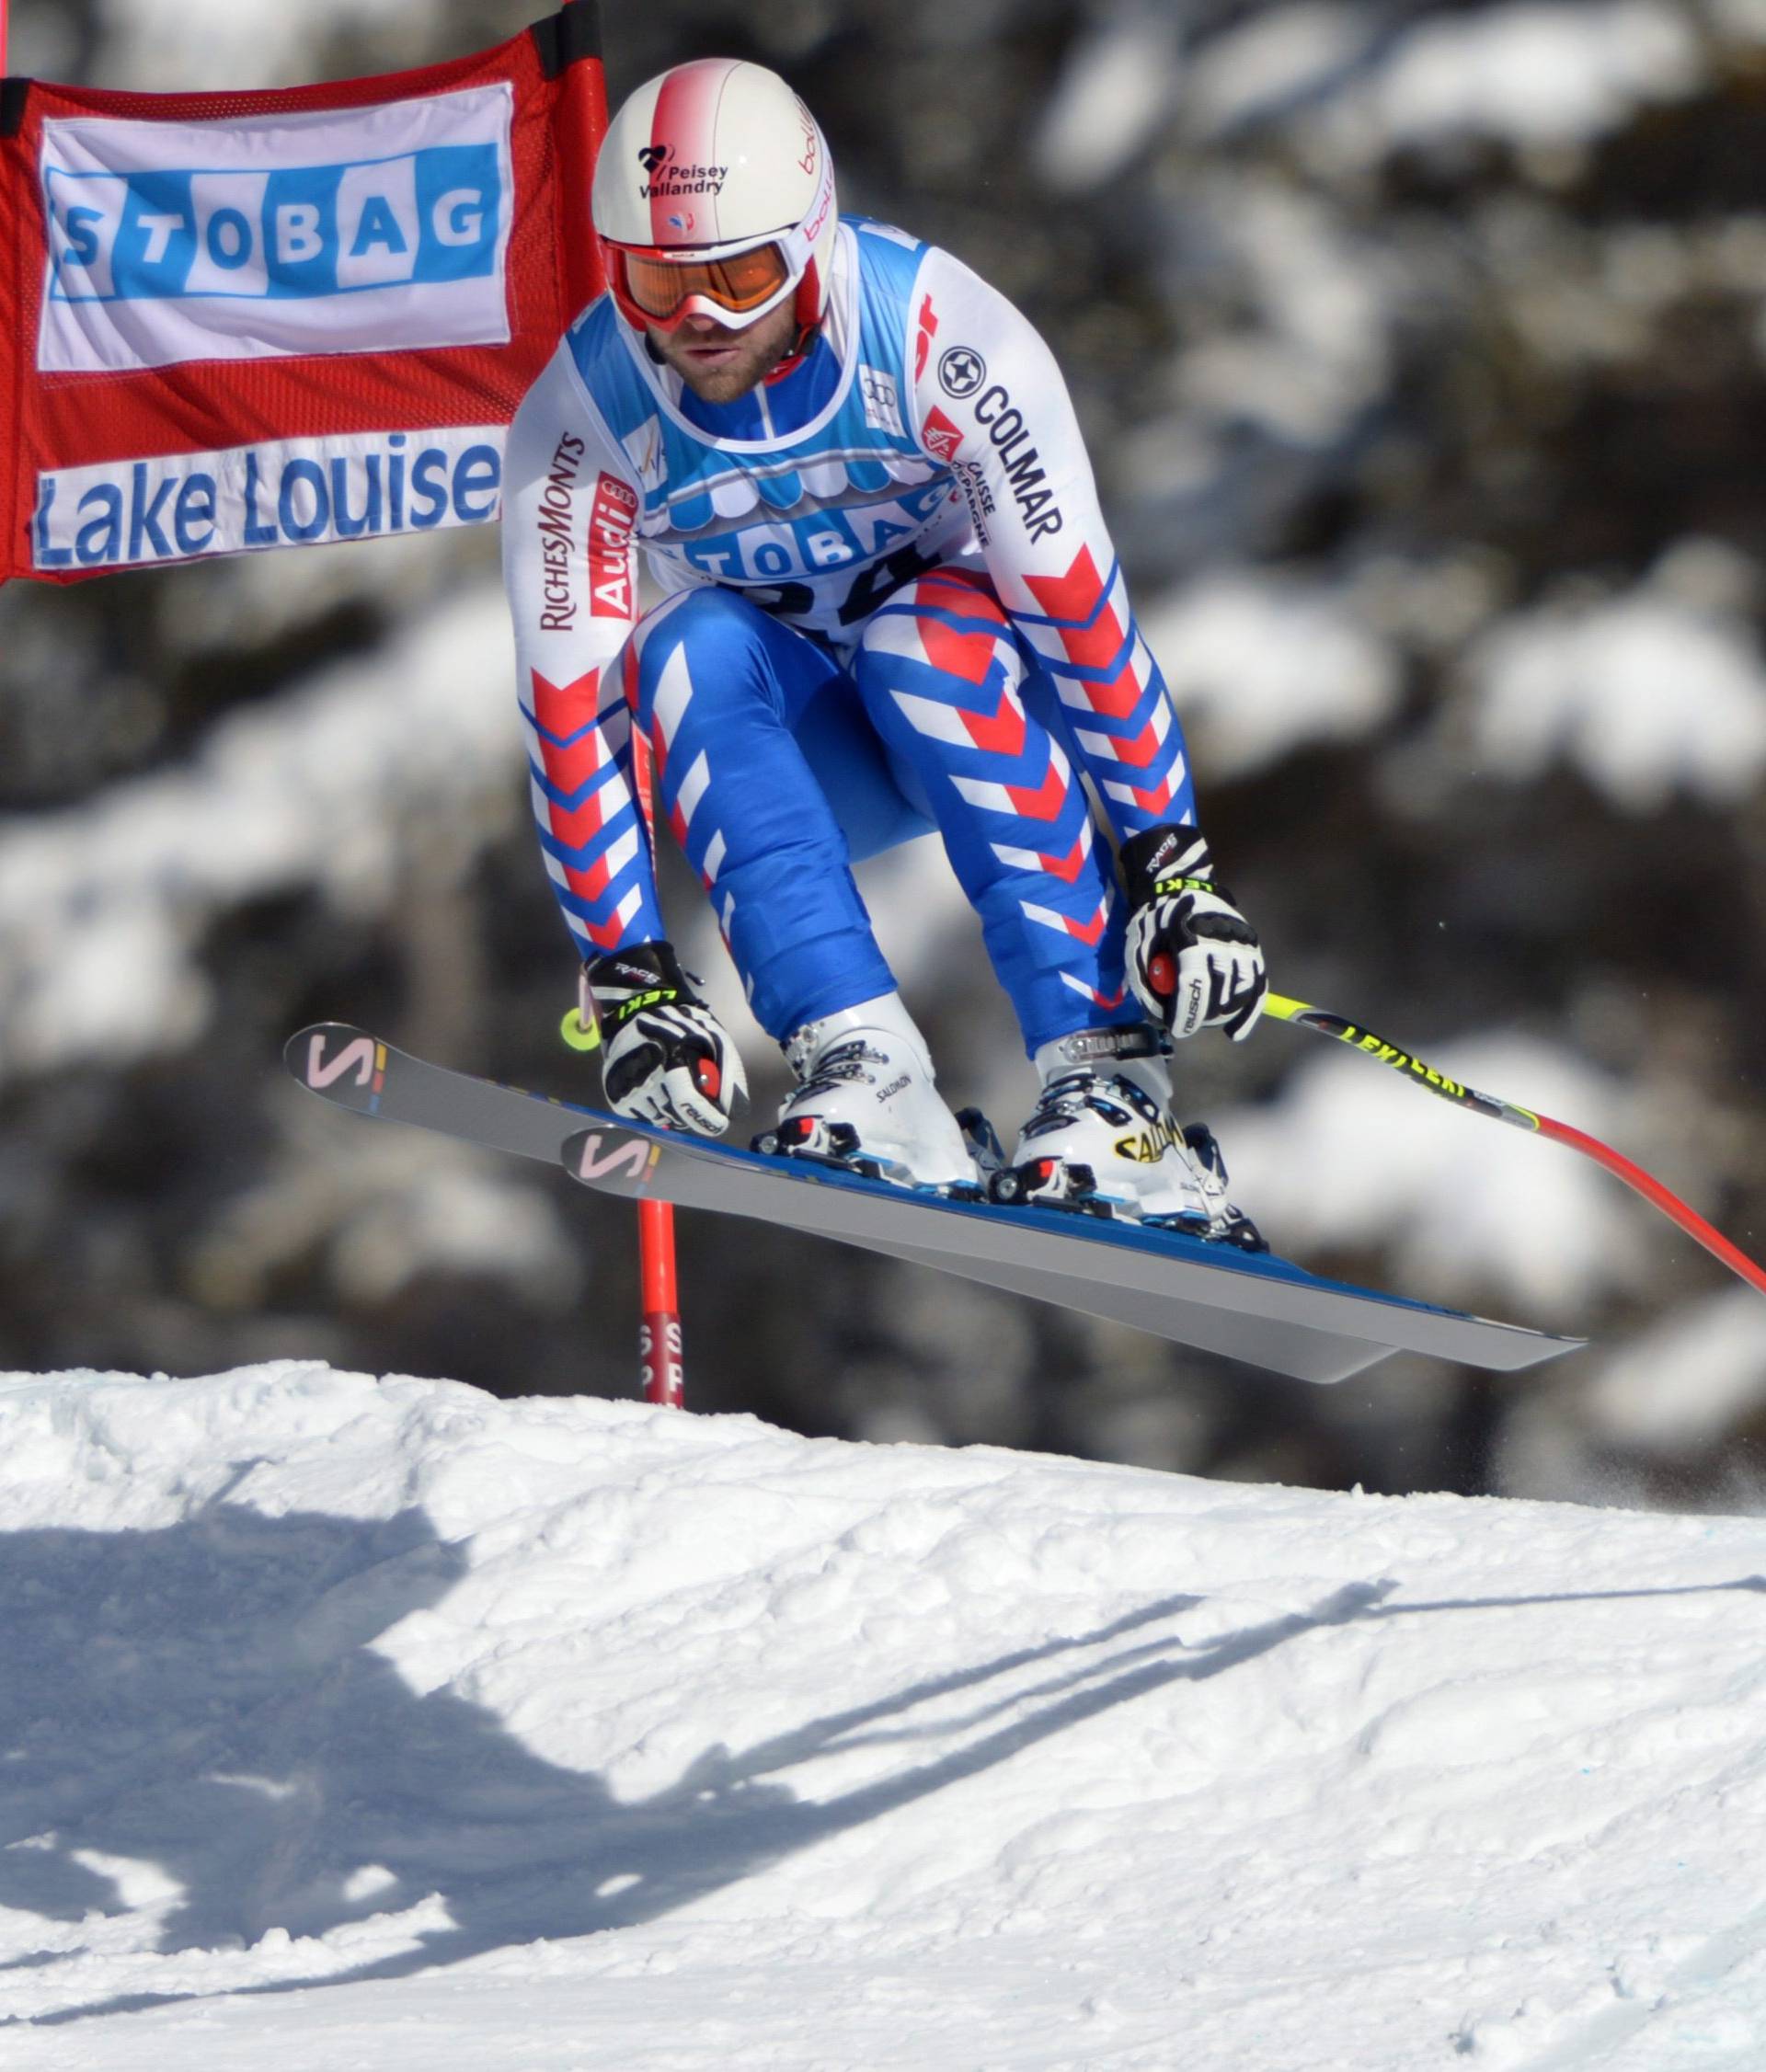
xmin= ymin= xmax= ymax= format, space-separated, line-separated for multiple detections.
xmin=6 ymin=0 xmax=1766 ymax=1509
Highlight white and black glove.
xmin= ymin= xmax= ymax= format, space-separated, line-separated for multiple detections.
xmin=583 ymin=941 xmax=748 ymax=1136
xmin=1120 ymin=824 xmax=1267 ymax=1043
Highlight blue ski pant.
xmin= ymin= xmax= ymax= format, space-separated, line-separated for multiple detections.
xmin=627 ymin=569 xmax=1144 ymax=1056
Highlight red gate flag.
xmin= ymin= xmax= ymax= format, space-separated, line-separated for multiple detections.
xmin=0 ymin=7 xmax=606 ymax=585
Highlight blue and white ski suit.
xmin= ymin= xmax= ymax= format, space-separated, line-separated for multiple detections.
xmin=500 ymin=216 xmax=1198 ymax=1055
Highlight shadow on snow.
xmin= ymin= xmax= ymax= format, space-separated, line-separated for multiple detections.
xmin=1 ymin=1499 xmax=1760 ymax=2024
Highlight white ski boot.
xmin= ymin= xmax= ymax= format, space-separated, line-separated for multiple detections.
xmin=754 ymin=992 xmax=982 ymax=1193
xmin=991 ymin=1025 xmax=1265 ymax=1247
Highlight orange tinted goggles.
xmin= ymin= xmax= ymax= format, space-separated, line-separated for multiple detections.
xmin=619 ymin=242 xmax=791 ymax=323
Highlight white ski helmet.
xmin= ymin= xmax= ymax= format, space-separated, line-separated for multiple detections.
xmin=592 ymin=58 xmax=839 ymax=338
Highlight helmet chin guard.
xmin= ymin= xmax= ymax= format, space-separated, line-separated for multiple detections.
xmin=592 ymin=58 xmax=838 ymax=340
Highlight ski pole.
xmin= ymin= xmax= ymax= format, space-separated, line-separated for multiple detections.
xmin=1146 ymin=951 xmax=1765 ymax=1296
xmin=1264 ymin=990 xmax=1766 ymax=1299
xmin=622 ymin=718 xmax=687 ymax=1409
xmin=556 ymin=716 xmax=687 ymax=1403
xmin=557 ymin=1003 xmax=688 ymax=1407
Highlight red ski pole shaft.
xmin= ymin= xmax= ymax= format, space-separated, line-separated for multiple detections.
xmin=628 ymin=726 xmax=686 ymax=1410
xmin=637 ymin=1197 xmax=685 ymax=1408
xmin=1265 ymin=987 xmax=1766 ymax=1300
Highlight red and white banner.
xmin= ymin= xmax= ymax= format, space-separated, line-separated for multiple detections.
xmin=0 ymin=6 xmax=607 ymax=583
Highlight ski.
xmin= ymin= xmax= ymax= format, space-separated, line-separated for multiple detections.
xmin=286 ymin=1023 xmax=1584 ymax=1386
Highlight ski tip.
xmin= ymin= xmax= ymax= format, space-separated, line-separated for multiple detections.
xmin=283 ymin=1024 xmax=386 ymax=1112
xmin=284 ymin=1020 xmax=359 ymax=1062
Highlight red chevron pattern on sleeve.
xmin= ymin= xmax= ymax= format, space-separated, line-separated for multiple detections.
xmin=521 ymin=664 xmax=659 ymax=951
xmin=1018 ymin=548 xmax=1189 ymax=828
xmin=501 ymin=346 xmax=661 ymax=960
xmin=904 ymin=246 xmax=1199 ymax=839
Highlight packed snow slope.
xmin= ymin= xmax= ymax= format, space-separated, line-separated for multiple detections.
xmin=3 ymin=1366 xmax=1765 ymax=2069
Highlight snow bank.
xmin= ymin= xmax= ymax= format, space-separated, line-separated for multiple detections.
xmin=6 ymin=1363 xmax=1766 ymax=2067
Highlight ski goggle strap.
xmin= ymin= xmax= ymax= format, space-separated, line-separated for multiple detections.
xmin=615 ymin=242 xmax=793 ymax=326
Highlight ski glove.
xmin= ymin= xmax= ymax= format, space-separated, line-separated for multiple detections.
xmin=583 ymin=940 xmax=748 ymax=1137
xmin=1120 ymin=824 xmax=1267 ymax=1043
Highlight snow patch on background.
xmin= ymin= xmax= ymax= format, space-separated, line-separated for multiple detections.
xmin=1176 ymin=176 xmax=1394 ymax=443
xmin=94 ymin=0 xmax=434 ymax=89
xmin=1034 ymin=5 xmax=1182 ymax=192
xmin=1142 ymin=570 xmax=1400 ymax=778
xmin=1465 ymin=546 xmax=1766 ymax=808
xmin=0 ymin=581 xmax=519 ymax=1079
xmin=1588 ymin=1288 xmax=1766 ymax=1450
xmin=189 ymin=1101 xmax=585 ymax=1315
xmin=1501 ymin=1287 xmax=1766 ymax=1505
xmin=1186 ymin=5 xmax=1372 ymax=140
xmin=1221 ymin=1033 xmax=1654 ymax=1317
xmin=1324 ymin=1 xmax=1703 ymax=159
xmin=1041 ymin=0 xmax=1705 ymax=173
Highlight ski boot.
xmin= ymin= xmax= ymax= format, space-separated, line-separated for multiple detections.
xmin=752 ymin=992 xmax=982 ymax=1194
xmin=989 ymin=1025 xmax=1267 ymax=1248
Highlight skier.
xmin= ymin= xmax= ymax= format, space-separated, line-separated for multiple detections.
xmin=501 ymin=57 xmax=1268 ymax=1233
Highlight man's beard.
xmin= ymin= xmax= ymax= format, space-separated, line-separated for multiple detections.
xmin=653 ymin=310 xmax=801 ymax=402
